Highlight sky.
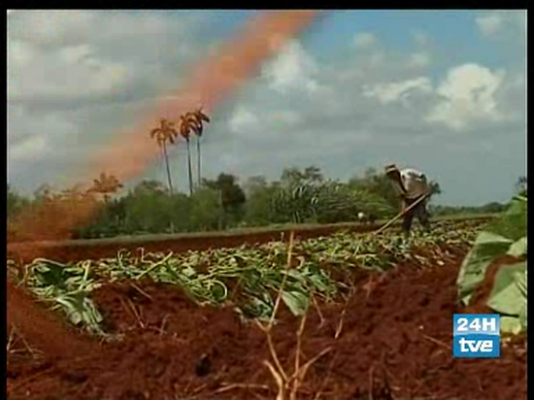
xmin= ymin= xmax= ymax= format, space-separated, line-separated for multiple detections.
xmin=7 ymin=10 xmax=527 ymax=206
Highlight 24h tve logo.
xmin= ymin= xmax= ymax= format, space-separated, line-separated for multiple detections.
xmin=453 ymin=314 xmax=500 ymax=358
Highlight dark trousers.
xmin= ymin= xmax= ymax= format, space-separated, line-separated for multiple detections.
xmin=402 ymin=196 xmax=431 ymax=235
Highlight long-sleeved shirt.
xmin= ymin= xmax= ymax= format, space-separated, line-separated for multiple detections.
xmin=391 ymin=168 xmax=429 ymax=200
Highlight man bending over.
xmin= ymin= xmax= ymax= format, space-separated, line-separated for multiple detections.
xmin=385 ymin=164 xmax=431 ymax=236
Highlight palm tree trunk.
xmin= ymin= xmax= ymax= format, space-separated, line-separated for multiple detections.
xmin=196 ymin=136 xmax=202 ymax=188
xmin=219 ymin=188 xmax=224 ymax=230
xmin=186 ymin=139 xmax=194 ymax=196
xmin=162 ymin=142 xmax=174 ymax=194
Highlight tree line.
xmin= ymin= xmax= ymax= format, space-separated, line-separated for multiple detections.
xmin=7 ymin=165 xmax=518 ymax=241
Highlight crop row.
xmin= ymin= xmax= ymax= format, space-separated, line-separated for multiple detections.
xmin=7 ymin=219 xmax=484 ymax=335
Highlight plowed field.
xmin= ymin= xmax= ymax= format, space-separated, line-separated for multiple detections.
xmin=6 ymin=219 xmax=526 ymax=400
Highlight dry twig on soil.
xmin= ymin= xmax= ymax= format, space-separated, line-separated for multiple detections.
xmin=256 ymin=231 xmax=333 ymax=400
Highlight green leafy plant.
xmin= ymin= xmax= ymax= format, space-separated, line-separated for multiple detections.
xmin=488 ymin=261 xmax=527 ymax=334
xmin=456 ymin=194 xmax=527 ymax=334
xmin=28 ymin=259 xmax=104 ymax=334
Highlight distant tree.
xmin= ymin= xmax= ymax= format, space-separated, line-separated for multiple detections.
xmin=119 ymin=182 xmax=180 ymax=234
xmin=178 ymin=113 xmax=197 ymax=196
xmin=189 ymin=186 xmax=223 ymax=231
xmin=280 ymin=165 xmax=324 ymax=187
xmin=126 ymin=180 xmax=186 ymax=234
xmin=243 ymin=176 xmax=269 ymax=197
xmin=150 ymin=118 xmax=179 ymax=194
xmin=88 ymin=172 xmax=123 ymax=203
xmin=132 ymin=180 xmax=168 ymax=196
xmin=183 ymin=108 xmax=211 ymax=187
xmin=242 ymin=176 xmax=286 ymax=226
xmin=203 ymin=173 xmax=246 ymax=228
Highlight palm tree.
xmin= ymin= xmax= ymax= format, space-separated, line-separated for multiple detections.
xmin=179 ymin=114 xmax=196 ymax=196
xmin=150 ymin=119 xmax=179 ymax=194
xmin=89 ymin=172 xmax=123 ymax=203
xmin=185 ymin=108 xmax=211 ymax=187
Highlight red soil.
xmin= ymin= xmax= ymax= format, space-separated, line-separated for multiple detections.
xmin=7 ymin=281 xmax=96 ymax=361
xmin=7 ymin=246 xmax=527 ymax=400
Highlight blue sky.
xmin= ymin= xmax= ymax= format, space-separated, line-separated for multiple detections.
xmin=309 ymin=11 xmax=523 ymax=75
xmin=7 ymin=10 xmax=527 ymax=205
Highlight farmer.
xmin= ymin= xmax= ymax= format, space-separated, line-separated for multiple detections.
xmin=385 ymin=164 xmax=431 ymax=236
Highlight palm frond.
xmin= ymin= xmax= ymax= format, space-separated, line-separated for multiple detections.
xmin=196 ymin=107 xmax=211 ymax=123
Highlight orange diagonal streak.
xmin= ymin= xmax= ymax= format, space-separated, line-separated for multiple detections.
xmin=89 ymin=10 xmax=320 ymax=182
xmin=9 ymin=11 xmax=320 ymax=246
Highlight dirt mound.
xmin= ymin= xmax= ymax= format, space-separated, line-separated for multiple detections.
xmin=7 ymin=223 xmax=382 ymax=264
xmin=7 ymin=281 xmax=96 ymax=361
xmin=7 ymin=218 xmax=492 ymax=264
xmin=7 ymin=249 xmax=527 ymax=400
xmin=302 ymin=256 xmax=526 ymax=400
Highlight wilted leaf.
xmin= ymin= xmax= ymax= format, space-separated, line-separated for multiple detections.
xmin=507 ymin=237 xmax=527 ymax=258
xmin=486 ymin=262 xmax=527 ymax=316
xmin=55 ymin=292 xmax=103 ymax=333
xmin=282 ymin=290 xmax=309 ymax=316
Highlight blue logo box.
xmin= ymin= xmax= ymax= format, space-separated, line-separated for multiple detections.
xmin=453 ymin=314 xmax=500 ymax=358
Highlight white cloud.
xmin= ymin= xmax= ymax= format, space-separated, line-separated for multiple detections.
xmin=262 ymin=40 xmax=319 ymax=94
xmin=476 ymin=13 xmax=504 ymax=36
xmin=8 ymin=11 xmax=186 ymax=47
xmin=7 ymin=11 xmax=195 ymax=105
xmin=407 ymin=52 xmax=431 ymax=68
xmin=411 ymin=31 xmax=430 ymax=47
xmin=8 ymin=41 xmax=130 ymax=102
xmin=363 ymin=77 xmax=433 ymax=105
xmin=369 ymin=51 xmax=386 ymax=67
xmin=8 ymin=104 xmax=81 ymax=158
xmin=8 ymin=135 xmax=49 ymax=162
xmin=270 ymin=110 xmax=302 ymax=126
xmin=228 ymin=107 xmax=259 ymax=134
xmin=426 ymin=63 xmax=506 ymax=131
xmin=476 ymin=10 xmax=527 ymax=37
xmin=353 ymin=32 xmax=377 ymax=49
